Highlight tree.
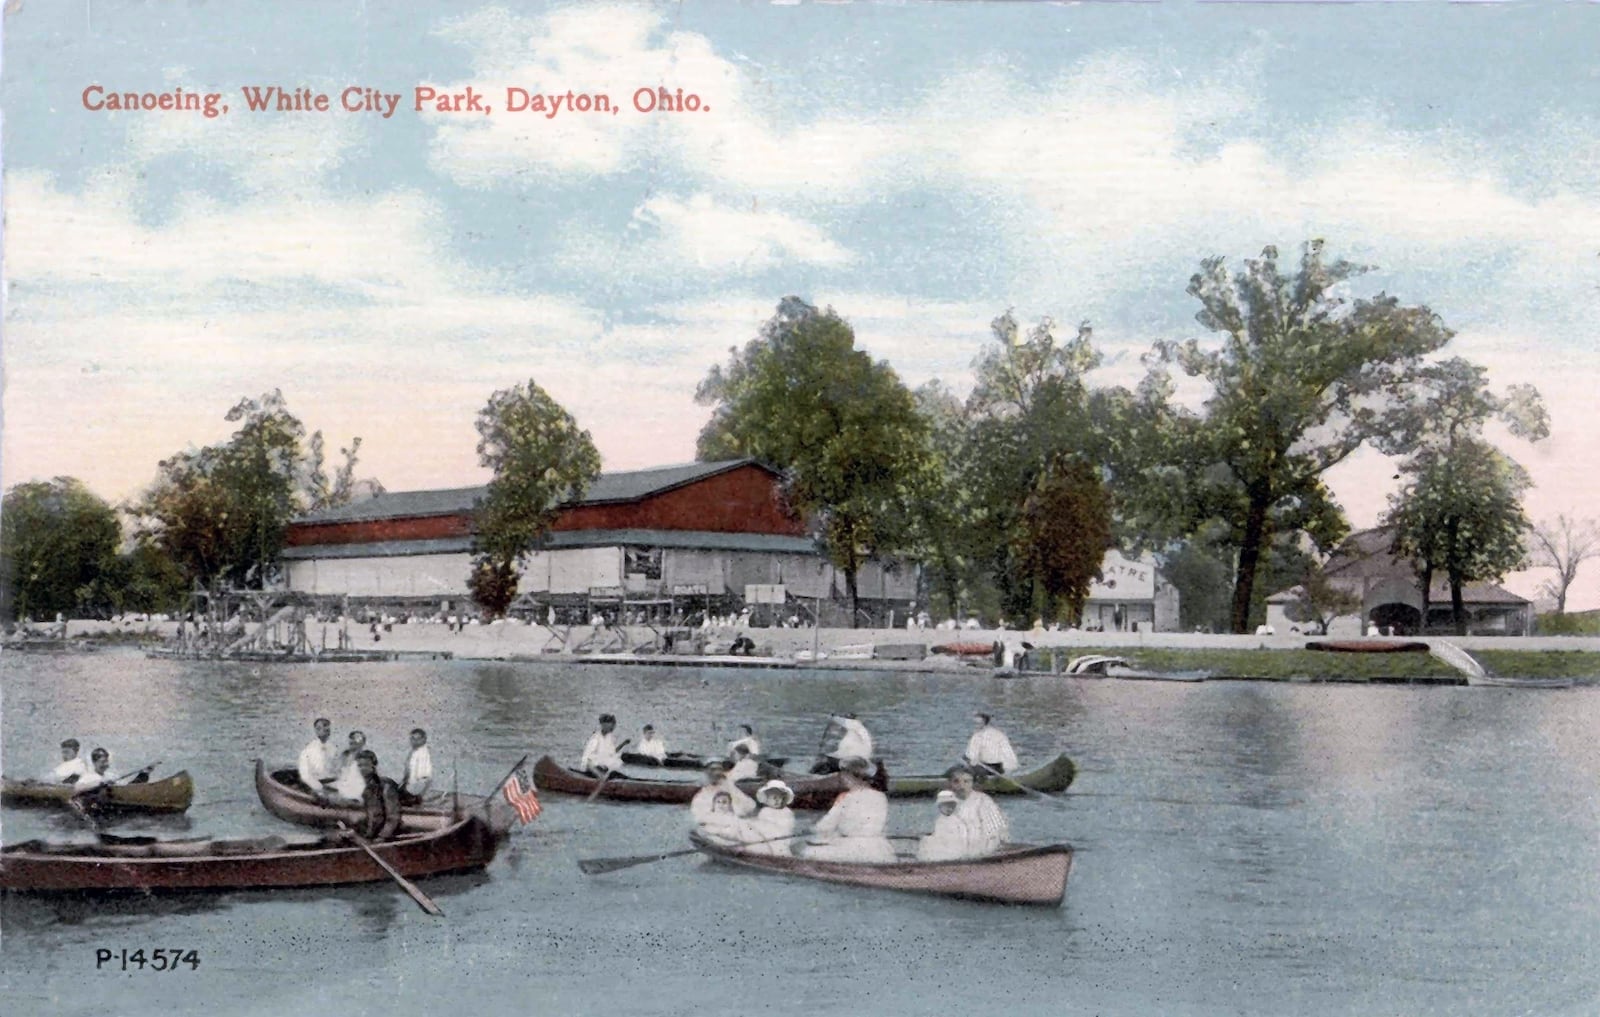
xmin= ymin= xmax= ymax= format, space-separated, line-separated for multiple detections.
xmin=1281 ymin=555 xmax=1363 ymax=635
xmin=1014 ymin=455 xmax=1114 ymax=624
xmin=1528 ymin=515 xmax=1600 ymax=615
xmin=135 ymin=390 xmax=375 ymax=590
xmin=695 ymin=297 xmax=931 ymax=624
xmin=1153 ymin=241 xmax=1455 ymax=632
xmin=0 ymin=478 xmax=121 ymax=621
xmin=471 ymin=380 xmax=602 ymax=617
xmin=907 ymin=381 xmax=972 ymax=621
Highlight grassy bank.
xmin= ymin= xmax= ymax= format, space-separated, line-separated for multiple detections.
xmin=1471 ymin=649 xmax=1600 ymax=679
xmin=1026 ymin=646 xmax=1459 ymax=681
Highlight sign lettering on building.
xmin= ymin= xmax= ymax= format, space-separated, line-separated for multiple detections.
xmin=1088 ymin=551 xmax=1155 ymax=601
xmin=744 ymin=583 xmax=787 ymax=604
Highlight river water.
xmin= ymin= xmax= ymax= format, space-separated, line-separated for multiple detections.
xmin=1 ymin=650 xmax=1596 ymax=1017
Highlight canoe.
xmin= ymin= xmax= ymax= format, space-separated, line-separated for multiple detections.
xmin=1 ymin=772 xmax=194 ymax=814
xmin=532 ymin=755 xmax=852 ymax=811
xmin=931 ymin=642 xmax=998 ymax=657
xmin=689 ymin=830 xmax=1072 ymax=906
xmin=884 ymin=754 xmax=1076 ymax=798
xmin=619 ymin=751 xmax=789 ymax=770
xmin=1306 ymin=640 xmax=1430 ymax=653
xmin=0 ymin=814 xmax=498 ymax=893
xmin=254 ymin=760 xmax=518 ymax=835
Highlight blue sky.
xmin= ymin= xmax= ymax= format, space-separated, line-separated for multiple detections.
xmin=4 ymin=2 xmax=1599 ymax=604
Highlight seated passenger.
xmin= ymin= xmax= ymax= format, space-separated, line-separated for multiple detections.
xmin=739 ymin=780 xmax=797 ymax=856
xmin=915 ymin=790 xmax=967 ymax=861
xmin=801 ymin=757 xmax=896 ymax=864
xmin=727 ymin=743 xmax=760 ymax=783
xmin=636 ymin=724 xmax=668 ymax=764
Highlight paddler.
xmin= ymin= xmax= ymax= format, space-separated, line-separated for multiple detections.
xmin=727 ymin=743 xmax=760 ymax=783
xmin=726 ymin=724 xmax=761 ymax=758
xmin=401 ymin=728 xmax=433 ymax=805
xmin=810 ymin=713 xmax=874 ymax=774
xmin=352 ymin=750 xmax=402 ymax=841
xmin=690 ymin=758 xmax=755 ymax=824
xmin=73 ymin=748 xmax=119 ymax=792
xmin=635 ymin=724 xmax=669 ymax=764
xmin=297 ymin=717 xmax=341 ymax=799
xmin=915 ymin=790 xmax=967 ymax=861
xmin=963 ymin=713 xmax=1019 ymax=774
xmin=947 ymin=765 xmax=1009 ymax=855
xmin=331 ymin=730 xmax=370 ymax=802
xmin=800 ymin=756 xmax=896 ymax=863
xmin=579 ymin=714 xmax=625 ymax=776
xmin=739 ymin=780 xmax=797 ymax=856
xmin=49 ymin=739 xmax=89 ymax=784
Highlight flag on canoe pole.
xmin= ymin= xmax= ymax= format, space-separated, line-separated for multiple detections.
xmin=503 ymin=765 xmax=542 ymax=824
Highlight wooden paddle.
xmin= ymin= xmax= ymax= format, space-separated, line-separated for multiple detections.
xmin=110 ymin=760 xmax=161 ymax=785
xmin=336 ymin=821 xmax=444 ymax=917
xmin=578 ymin=830 xmax=809 ymax=875
xmin=583 ymin=739 xmax=631 ymax=802
xmin=969 ymin=761 xmax=1065 ymax=807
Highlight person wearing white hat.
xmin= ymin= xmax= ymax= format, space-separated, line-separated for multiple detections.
xmin=801 ymin=757 xmax=895 ymax=864
xmin=690 ymin=757 xmax=755 ymax=825
xmin=916 ymin=789 xmax=968 ymax=862
xmin=738 ymin=780 xmax=797 ymax=856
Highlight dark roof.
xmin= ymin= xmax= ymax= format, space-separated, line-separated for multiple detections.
xmin=1425 ymin=580 xmax=1529 ymax=605
xmin=282 ymin=528 xmax=818 ymax=561
xmin=295 ymin=460 xmax=764 ymax=525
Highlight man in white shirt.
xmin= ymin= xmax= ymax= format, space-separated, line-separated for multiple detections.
xmin=402 ymin=727 xmax=433 ymax=803
xmin=963 ymin=713 xmax=1020 ymax=774
xmin=812 ymin=714 xmax=874 ymax=773
xmin=331 ymin=730 xmax=369 ymax=802
xmin=948 ymin=766 xmax=1009 ymax=856
xmin=690 ymin=759 xmax=756 ymax=825
xmin=801 ymin=757 xmax=896 ymax=863
xmin=726 ymin=724 xmax=761 ymax=758
xmin=50 ymin=739 xmax=89 ymax=784
xmin=73 ymin=747 xmax=119 ymax=792
xmin=727 ymin=743 xmax=760 ymax=783
xmin=297 ymin=718 xmax=341 ymax=798
xmin=579 ymin=714 xmax=625 ymax=775
xmin=635 ymin=725 xmax=668 ymax=763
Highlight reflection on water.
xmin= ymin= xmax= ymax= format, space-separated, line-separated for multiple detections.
xmin=2 ymin=650 xmax=1598 ymax=1017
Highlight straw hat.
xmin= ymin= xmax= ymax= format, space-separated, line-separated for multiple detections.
xmin=757 ymin=780 xmax=794 ymax=807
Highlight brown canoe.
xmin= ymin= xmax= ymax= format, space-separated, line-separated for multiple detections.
xmin=1 ymin=772 xmax=194 ymax=814
xmin=532 ymin=755 xmax=853 ymax=811
xmin=1305 ymin=640 xmax=1430 ymax=653
xmin=254 ymin=760 xmax=518 ymax=835
xmin=689 ymin=831 xmax=1073 ymax=906
xmin=0 ymin=814 xmax=498 ymax=893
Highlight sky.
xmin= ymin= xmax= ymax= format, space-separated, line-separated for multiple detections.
xmin=3 ymin=1 xmax=1598 ymax=608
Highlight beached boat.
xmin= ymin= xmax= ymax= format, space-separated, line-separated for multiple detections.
xmin=884 ymin=754 xmax=1077 ymax=798
xmin=1466 ymin=675 xmax=1576 ymax=689
xmin=0 ymin=814 xmax=498 ymax=893
xmin=689 ymin=831 xmax=1072 ymax=906
xmin=254 ymin=761 xmax=518 ymax=834
xmin=1305 ymin=639 xmax=1430 ymax=653
xmin=1 ymin=772 xmax=194 ymax=814
xmin=931 ymin=641 xmax=999 ymax=657
xmin=618 ymin=751 xmax=789 ymax=770
xmin=532 ymin=756 xmax=854 ymax=810
xmin=1056 ymin=655 xmax=1207 ymax=682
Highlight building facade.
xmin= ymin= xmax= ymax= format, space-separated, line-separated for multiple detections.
xmin=281 ymin=459 xmax=919 ymax=621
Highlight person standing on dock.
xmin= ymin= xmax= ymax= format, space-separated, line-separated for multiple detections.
xmin=636 ymin=724 xmax=668 ymax=764
xmin=49 ymin=739 xmax=89 ymax=784
xmin=297 ymin=718 xmax=340 ymax=798
xmin=580 ymin=714 xmax=625 ymax=776
xmin=801 ymin=757 xmax=896 ymax=863
xmin=963 ymin=714 xmax=1019 ymax=774
xmin=811 ymin=713 xmax=874 ymax=774
xmin=947 ymin=766 xmax=1009 ymax=855
xmin=401 ymin=728 xmax=433 ymax=805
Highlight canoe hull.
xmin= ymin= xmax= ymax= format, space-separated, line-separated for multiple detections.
xmin=1305 ymin=640 xmax=1430 ymax=654
xmin=254 ymin=761 xmax=517 ymax=835
xmin=533 ymin=756 xmax=850 ymax=810
xmin=0 ymin=816 xmax=498 ymax=893
xmin=691 ymin=831 xmax=1072 ymax=906
xmin=619 ymin=752 xmax=790 ymax=771
xmin=885 ymin=754 xmax=1076 ymax=798
xmin=1 ymin=772 xmax=194 ymax=814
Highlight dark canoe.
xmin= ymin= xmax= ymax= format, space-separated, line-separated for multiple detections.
xmin=619 ymin=751 xmax=790 ymax=771
xmin=1306 ymin=640 xmax=1430 ymax=653
xmin=884 ymin=754 xmax=1076 ymax=798
xmin=254 ymin=761 xmax=519 ymax=836
xmin=690 ymin=831 xmax=1072 ymax=907
xmin=1 ymin=772 xmax=194 ymax=814
xmin=0 ymin=815 xmax=498 ymax=893
xmin=532 ymin=755 xmax=851 ymax=811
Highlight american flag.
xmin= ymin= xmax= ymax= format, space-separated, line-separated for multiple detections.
xmin=503 ymin=766 xmax=542 ymax=824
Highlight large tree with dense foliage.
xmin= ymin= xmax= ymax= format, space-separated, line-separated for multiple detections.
xmin=135 ymin=390 xmax=374 ymax=590
xmin=0 ymin=477 xmax=122 ymax=621
xmin=1152 ymin=241 xmax=1456 ymax=632
xmin=1014 ymin=455 xmax=1114 ymax=624
xmin=470 ymin=379 xmax=602 ymax=617
xmin=695 ymin=297 xmax=931 ymax=624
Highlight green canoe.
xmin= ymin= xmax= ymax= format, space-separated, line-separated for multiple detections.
xmin=885 ymin=754 xmax=1076 ymax=798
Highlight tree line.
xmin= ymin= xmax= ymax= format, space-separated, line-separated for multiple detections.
xmin=6 ymin=242 xmax=1595 ymax=633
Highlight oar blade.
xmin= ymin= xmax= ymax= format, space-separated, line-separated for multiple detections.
xmin=577 ymin=848 xmax=694 ymax=875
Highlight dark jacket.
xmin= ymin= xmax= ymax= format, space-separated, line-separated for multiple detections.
xmin=359 ymin=774 xmax=403 ymax=840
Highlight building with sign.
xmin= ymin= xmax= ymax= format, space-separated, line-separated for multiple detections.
xmin=280 ymin=459 xmax=918 ymax=622
xmin=1079 ymin=550 xmax=1181 ymax=632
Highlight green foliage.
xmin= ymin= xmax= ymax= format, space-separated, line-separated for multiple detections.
xmin=1159 ymin=539 xmax=1234 ymax=633
xmin=0 ymin=477 xmax=122 ymax=621
xmin=470 ymin=379 xmax=602 ymax=616
xmin=1015 ymin=455 xmax=1114 ymax=623
xmin=1281 ymin=555 xmax=1363 ymax=635
xmin=695 ymin=297 xmax=931 ymax=623
xmin=1152 ymin=240 xmax=1455 ymax=632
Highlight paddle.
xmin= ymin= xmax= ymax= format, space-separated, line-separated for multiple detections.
xmin=969 ymin=761 xmax=1066 ymax=808
xmin=336 ymin=821 xmax=444 ymax=917
xmin=110 ymin=760 xmax=161 ymax=785
xmin=578 ymin=831 xmax=809 ymax=875
xmin=583 ymin=739 xmax=631 ymax=802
